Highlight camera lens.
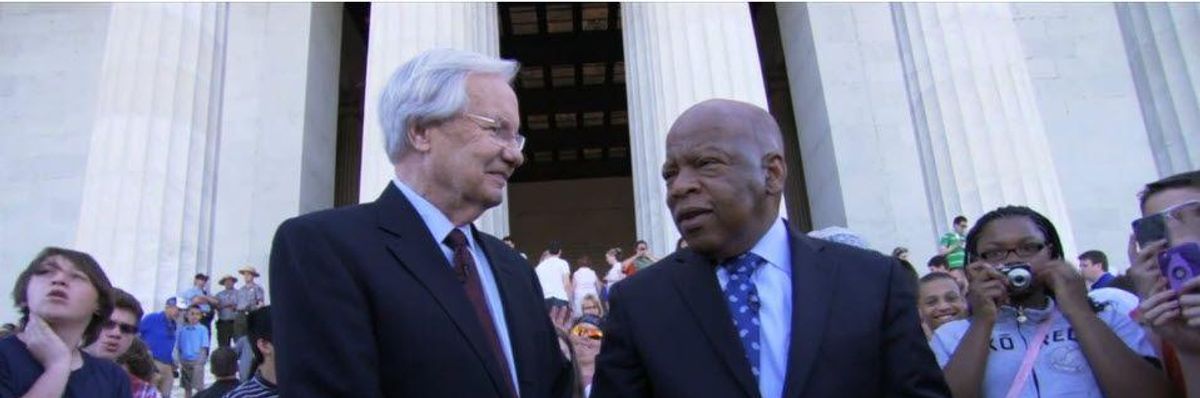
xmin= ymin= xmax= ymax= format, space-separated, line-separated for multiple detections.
xmin=1005 ymin=266 xmax=1033 ymax=291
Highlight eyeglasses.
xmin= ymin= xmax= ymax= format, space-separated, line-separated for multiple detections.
xmin=977 ymin=242 xmax=1048 ymax=263
xmin=101 ymin=319 xmax=138 ymax=335
xmin=464 ymin=113 xmax=526 ymax=151
xmin=571 ymin=324 xmax=604 ymax=340
xmin=1152 ymin=200 xmax=1200 ymax=223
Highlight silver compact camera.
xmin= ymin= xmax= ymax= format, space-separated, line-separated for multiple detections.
xmin=998 ymin=262 xmax=1033 ymax=295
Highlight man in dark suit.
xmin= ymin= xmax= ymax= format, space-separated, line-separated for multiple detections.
xmin=592 ymin=99 xmax=950 ymax=398
xmin=269 ymin=48 xmax=570 ymax=398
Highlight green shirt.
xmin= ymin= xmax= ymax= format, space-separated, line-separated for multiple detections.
xmin=634 ymin=255 xmax=655 ymax=270
xmin=940 ymin=232 xmax=966 ymax=269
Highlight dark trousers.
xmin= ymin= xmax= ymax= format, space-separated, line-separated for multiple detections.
xmin=216 ymin=319 xmax=235 ymax=348
xmin=201 ymin=312 xmax=215 ymax=337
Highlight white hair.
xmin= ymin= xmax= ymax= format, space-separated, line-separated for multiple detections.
xmin=378 ymin=48 xmax=519 ymax=163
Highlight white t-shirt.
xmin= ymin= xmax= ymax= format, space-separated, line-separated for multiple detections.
xmin=1088 ymin=287 xmax=1139 ymax=312
xmin=604 ymin=262 xmax=625 ymax=284
xmin=929 ymin=296 xmax=1155 ymax=398
xmin=535 ymin=256 xmax=571 ymax=300
xmin=573 ymin=267 xmax=599 ymax=298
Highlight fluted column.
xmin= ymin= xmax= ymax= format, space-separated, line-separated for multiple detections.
xmin=620 ymin=3 xmax=771 ymax=257
xmin=360 ymin=3 xmax=510 ymax=237
xmin=891 ymin=3 xmax=1076 ymax=250
xmin=74 ymin=3 xmax=228 ymax=310
xmin=1115 ymin=3 xmax=1200 ymax=176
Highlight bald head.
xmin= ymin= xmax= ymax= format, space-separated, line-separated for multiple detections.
xmin=662 ymin=98 xmax=787 ymax=261
xmin=668 ymin=99 xmax=783 ymax=158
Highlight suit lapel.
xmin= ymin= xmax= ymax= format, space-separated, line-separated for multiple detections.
xmin=474 ymin=228 xmax=536 ymax=395
xmin=670 ymin=250 xmax=760 ymax=398
xmin=374 ymin=184 xmax=512 ymax=398
xmin=781 ymin=227 xmax=837 ymax=398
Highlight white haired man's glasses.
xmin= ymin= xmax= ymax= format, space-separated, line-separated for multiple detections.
xmin=464 ymin=113 xmax=526 ymax=151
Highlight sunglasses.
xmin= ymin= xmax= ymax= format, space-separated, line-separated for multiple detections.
xmin=570 ymin=324 xmax=603 ymax=340
xmin=101 ymin=319 xmax=138 ymax=335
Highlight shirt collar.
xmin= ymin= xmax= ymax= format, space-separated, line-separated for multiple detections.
xmin=392 ymin=178 xmax=476 ymax=250
xmin=999 ymin=297 xmax=1058 ymax=323
xmin=745 ymin=217 xmax=791 ymax=276
xmin=254 ymin=371 xmax=278 ymax=389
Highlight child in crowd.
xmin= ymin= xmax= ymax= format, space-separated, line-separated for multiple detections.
xmin=918 ymin=272 xmax=967 ymax=339
xmin=176 ymin=305 xmax=210 ymax=398
xmin=0 ymin=247 xmax=131 ymax=397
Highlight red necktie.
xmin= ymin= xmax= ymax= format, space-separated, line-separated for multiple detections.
xmin=444 ymin=229 xmax=517 ymax=397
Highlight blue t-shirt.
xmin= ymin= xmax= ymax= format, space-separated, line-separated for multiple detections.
xmin=930 ymin=295 xmax=1155 ymax=398
xmin=180 ymin=287 xmax=212 ymax=313
xmin=139 ymin=312 xmax=177 ymax=364
xmin=176 ymin=324 xmax=209 ymax=362
xmin=0 ymin=335 xmax=132 ymax=397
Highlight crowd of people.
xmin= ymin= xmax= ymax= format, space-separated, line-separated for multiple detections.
xmin=2 ymin=47 xmax=1199 ymax=398
xmin=0 ymin=253 xmax=276 ymax=398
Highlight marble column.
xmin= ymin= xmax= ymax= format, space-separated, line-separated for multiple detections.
xmin=621 ymin=2 xmax=770 ymax=257
xmin=776 ymin=3 xmax=1078 ymax=265
xmin=74 ymin=3 xmax=228 ymax=310
xmin=890 ymin=3 xmax=1077 ymax=250
xmin=776 ymin=3 xmax=941 ymax=263
xmin=1115 ymin=3 xmax=1200 ymax=176
xmin=360 ymin=3 xmax=511 ymax=237
xmin=208 ymin=3 xmax=342 ymax=297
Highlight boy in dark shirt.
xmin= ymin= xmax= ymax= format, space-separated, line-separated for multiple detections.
xmin=0 ymin=247 xmax=131 ymax=397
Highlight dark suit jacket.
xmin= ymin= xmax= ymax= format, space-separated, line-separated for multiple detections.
xmin=269 ymin=184 xmax=571 ymax=397
xmin=592 ymin=224 xmax=950 ymax=398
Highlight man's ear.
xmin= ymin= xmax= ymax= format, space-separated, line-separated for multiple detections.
xmin=407 ymin=124 xmax=435 ymax=153
xmin=762 ymin=152 xmax=787 ymax=196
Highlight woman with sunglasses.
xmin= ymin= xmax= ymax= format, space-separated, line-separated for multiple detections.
xmin=0 ymin=247 xmax=131 ymax=397
xmin=930 ymin=206 xmax=1170 ymax=398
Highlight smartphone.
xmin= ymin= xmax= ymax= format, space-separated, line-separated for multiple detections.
xmin=1159 ymin=242 xmax=1200 ymax=291
xmin=1132 ymin=214 xmax=1168 ymax=247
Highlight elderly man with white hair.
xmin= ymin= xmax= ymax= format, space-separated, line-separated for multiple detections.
xmin=269 ymin=48 xmax=571 ymax=398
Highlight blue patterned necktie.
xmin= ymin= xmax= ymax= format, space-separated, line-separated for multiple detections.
xmin=722 ymin=252 xmax=765 ymax=378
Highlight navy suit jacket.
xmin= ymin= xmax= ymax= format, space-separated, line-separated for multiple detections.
xmin=592 ymin=224 xmax=950 ymax=398
xmin=269 ymin=184 xmax=571 ymax=397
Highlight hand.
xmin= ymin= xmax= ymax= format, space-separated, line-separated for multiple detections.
xmin=1139 ymin=278 xmax=1200 ymax=354
xmin=1127 ymin=235 xmax=1168 ymax=299
xmin=964 ymin=261 xmax=1009 ymax=322
xmin=1036 ymin=260 xmax=1089 ymax=310
xmin=18 ymin=314 xmax=72 ymax=370
xmin=1175 ymin=277 xmax=1200 ymax=328
xmin=549 ymin=305 xmax=572 ymax=337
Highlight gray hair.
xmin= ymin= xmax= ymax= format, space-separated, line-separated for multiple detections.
xmin=378 ymin=48 xmax=519 ymax=163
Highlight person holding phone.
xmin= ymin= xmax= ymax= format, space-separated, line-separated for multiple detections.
xmin=1129 ymin=170 xmax=1200 ymax=397
xmin=932 ymin=205 xmax=1169 ymax=398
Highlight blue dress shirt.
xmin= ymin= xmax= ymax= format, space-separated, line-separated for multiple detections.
xmin=715 ymin=217 xmax=792 ymax=398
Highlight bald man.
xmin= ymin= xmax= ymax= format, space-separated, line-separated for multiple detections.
xmin=592 ymin=100 xmax=949 ymax=398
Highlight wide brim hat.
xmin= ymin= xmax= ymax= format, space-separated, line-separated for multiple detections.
xmin=238 ymin=266 xmax=260 ymax=277
xmin=218 ymin=275 xmax=237 ymax=284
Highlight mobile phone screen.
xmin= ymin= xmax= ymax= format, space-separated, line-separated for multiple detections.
xmin=1133 ymin=215 xmax=1167 ymax=246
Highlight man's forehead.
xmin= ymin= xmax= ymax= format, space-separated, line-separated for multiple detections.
xmin=1144 ymin=187 xmax=1200 ymax=214
xmin=667 ymin=126 xmax=744 ymax=153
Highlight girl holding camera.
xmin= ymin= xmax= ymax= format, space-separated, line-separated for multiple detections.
xmin=931 ymin=206 xmax=1169 ymax=398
